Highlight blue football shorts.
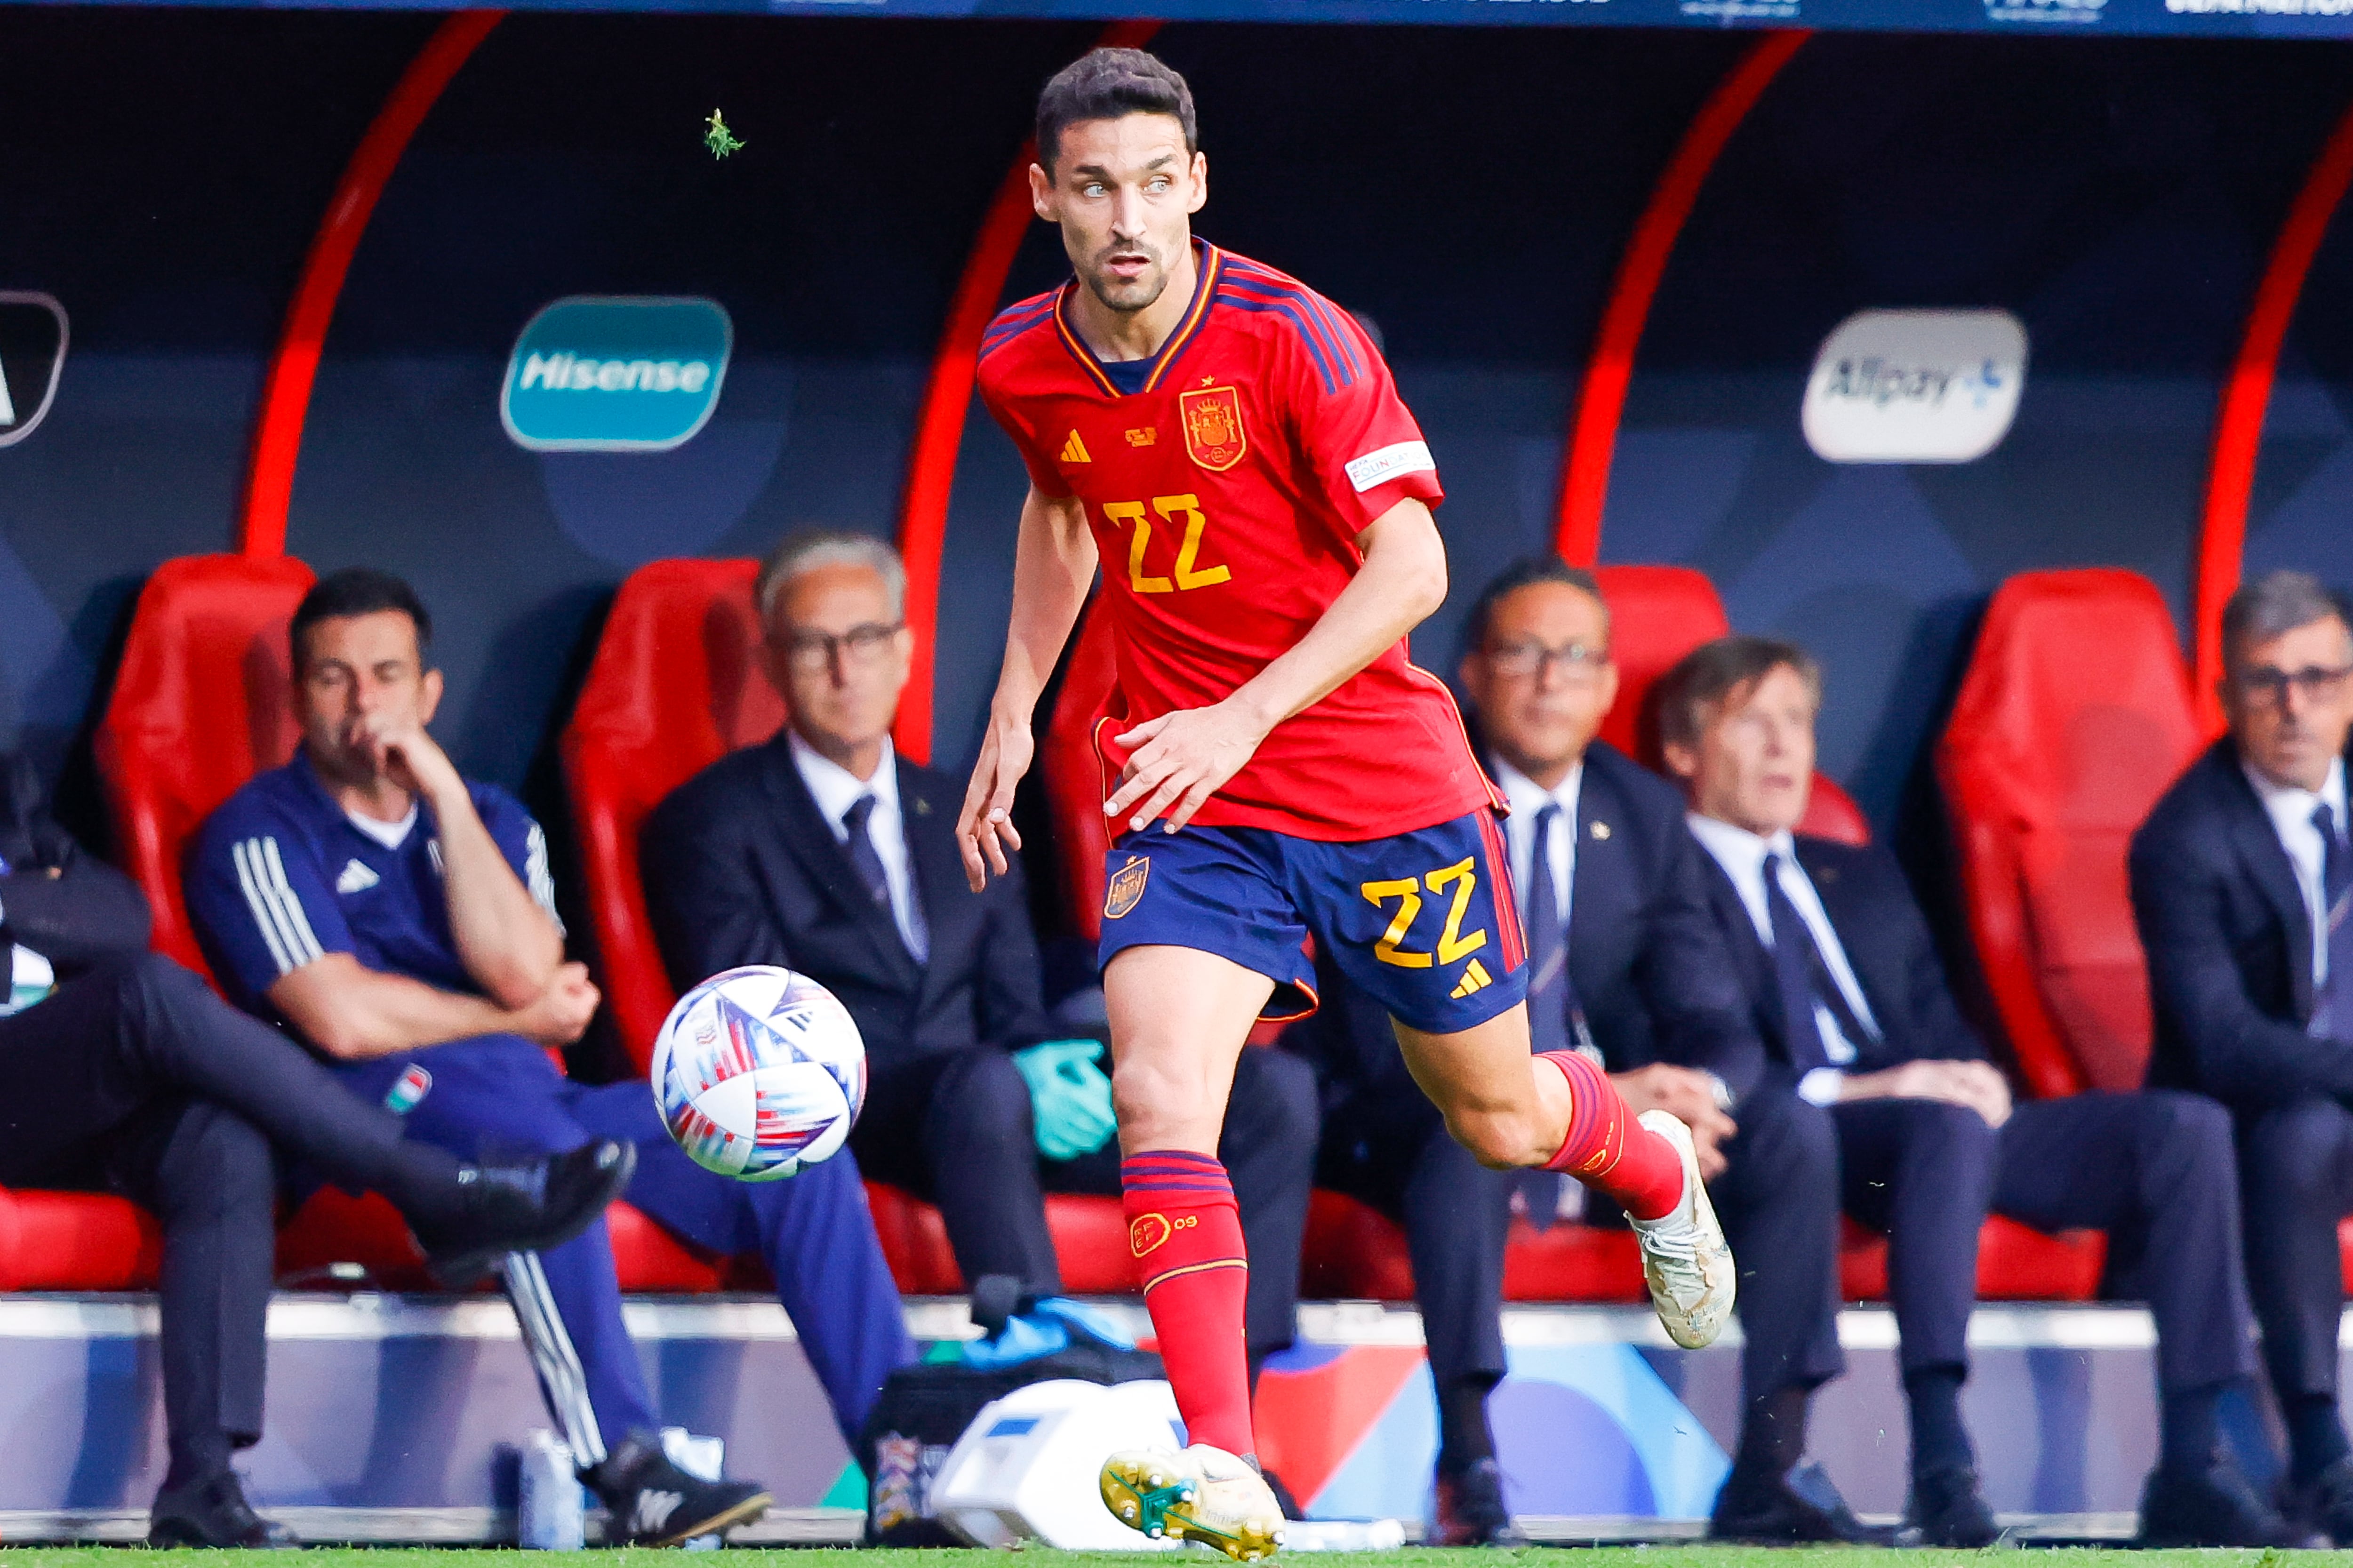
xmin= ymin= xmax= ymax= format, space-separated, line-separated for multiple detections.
xmin=1095 ymin=808 xmax=1529 ymax=1035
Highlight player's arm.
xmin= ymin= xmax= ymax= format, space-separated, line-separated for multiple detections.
xmin=269 ymin=954 xmax=598 ymax=1062
xmin=958 ymin=484 xmax=1099 ymax=889
xmin=1105 ymin=496 xmax=1446 ymax=834
xmin=358 ymin=715 xmax=563 ymax=1006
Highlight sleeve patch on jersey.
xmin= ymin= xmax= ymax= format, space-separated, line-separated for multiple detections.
xmin=1345 ymin=440 xmax=1437 ymax=494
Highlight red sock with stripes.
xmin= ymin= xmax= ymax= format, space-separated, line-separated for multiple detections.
xmin=1122 ymin=1150 xmax=1256 ymax=1458
xmin=1536 ymin=1049 xmax=1685 ymax=1221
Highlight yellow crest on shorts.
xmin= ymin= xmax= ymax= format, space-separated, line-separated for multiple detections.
xmin=1180 ymin=386 xmax=1248 ymax=472
xmin=1104 ymin=854 xmax=1150 ymax=920
xmin=1129 ymin=1212 xmax=1172 ymax=1257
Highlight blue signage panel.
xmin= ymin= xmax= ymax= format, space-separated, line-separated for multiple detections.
xmin=501 ymin=296 xmax=732 ymax=454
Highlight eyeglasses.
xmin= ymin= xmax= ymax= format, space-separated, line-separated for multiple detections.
xmin=2232 ymin=664 xmax=2353 ymax=707
xmin=1485 ymin=639 xmax=1610 ymax=681
xmin=777 ymin=622 xmax=903 ymax=673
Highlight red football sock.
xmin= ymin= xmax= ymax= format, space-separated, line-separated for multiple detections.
xmin=1122 ymin=1151 xmax=1256 ymax=1458
xmin=1536 ymin=1050 xmax=1685 ymax=1221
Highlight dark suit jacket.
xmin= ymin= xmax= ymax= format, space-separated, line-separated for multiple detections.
xmin=1693 ymin=832 xmax=1986 ymax=1091
xmin=0 ymin=751 xmax=150 ymax=975
xmin=641 ymin=736 xmax=1051 ymax=1075
xmin=2131 ymin=737 xmax=2353 ymax=1113
xmin=1290 ymin=739 xmax=1760 ymax=1104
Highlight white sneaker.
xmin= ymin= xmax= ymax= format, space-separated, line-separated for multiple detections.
xmin=1627 ymin=1108 xmax=1736 ymax=1349
xmin=1099 ymin=1442 xmax=1286 ymax=1560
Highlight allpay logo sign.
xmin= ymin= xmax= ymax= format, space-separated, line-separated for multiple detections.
xmin=501 ymin=296 xmax=731 ymax=452
xmin=1801 ymin=309 xmax=2027 ymax=464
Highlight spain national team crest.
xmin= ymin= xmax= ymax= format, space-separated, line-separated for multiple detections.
xmin=1129 ymin=1212 xmax=1172 ymax=1257
xmin=1179 ymin=385 xmax=1248 ymax=472
xmin=1104 ymin=853 xmax=1150 ymax=920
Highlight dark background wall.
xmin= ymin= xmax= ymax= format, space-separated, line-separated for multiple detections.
xmin=6 ymin=11 xmax=2353 ymax=958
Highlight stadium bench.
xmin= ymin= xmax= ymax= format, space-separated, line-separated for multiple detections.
xmin=1938 ymin=568 xmax=2204 ymax=1099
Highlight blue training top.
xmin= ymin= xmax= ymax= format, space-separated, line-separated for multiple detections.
xmin=187 ymin=748 xmax=561 ymax=1037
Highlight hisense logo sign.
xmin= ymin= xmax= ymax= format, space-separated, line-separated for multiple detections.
xmin=0 ymin=293 xmax=67 ymax=449
xmin=501 ymin=296 xmax=731 ymax=453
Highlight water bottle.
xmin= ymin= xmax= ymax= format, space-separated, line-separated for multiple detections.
xmin=518 ymin=1429 xmax=585 ymax=1551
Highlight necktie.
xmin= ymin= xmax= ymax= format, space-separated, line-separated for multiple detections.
xmin=2311 ymin=803 xmax=2353 ymax=1037
xmin=1762 ymin=853 xmax=1837 ymax=1072
xmin=1516 ymin=805 xmax=1574 ymax=1229
xmin=840 ymin=795 xmax=894 ymax=913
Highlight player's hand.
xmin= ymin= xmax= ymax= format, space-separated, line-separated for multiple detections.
xmin=1105 ymin=701 xmax=1270 ymax=836
xmin=1844 ymin=1057 xmax=2011 ymax=1127
xmin=350 ymin=712 xmax=463 ymax=803
xmin=1609 ymin=1064 xmax=1737 ymax=1179
xmin=512 ymin=961 xmax=600 ymax=1047
xmin=957 ymin=706 xmax=1035 ymax=891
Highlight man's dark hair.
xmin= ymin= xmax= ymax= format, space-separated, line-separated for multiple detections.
xmin=1464 ymin=556 xmax=1606 ymax=657
xmin=2221 ymin=569 xmax=2353 ymax=674
xmin=1035 ymin=48 xmax=1197 ymax=183
xmin=290 ymin=568 xmax=433 ymax=670
xmin=1654 ymin=635 xmax=1821 ymax=755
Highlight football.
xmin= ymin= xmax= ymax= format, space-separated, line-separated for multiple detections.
xmin=650 ymin=965 xmax=869 ymax=1181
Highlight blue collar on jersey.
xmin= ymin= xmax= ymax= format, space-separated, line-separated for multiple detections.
xmin=1053 ymin=239 xmax=1222 ymax=398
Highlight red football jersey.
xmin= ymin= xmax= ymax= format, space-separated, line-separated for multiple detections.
xmin=976 ymin=240 xmax=1501 ymax=841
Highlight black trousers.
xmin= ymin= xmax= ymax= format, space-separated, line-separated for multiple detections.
xmin=2237 ymin=1094 xmax=2353 ymax=1405
xmin=848 ymin=1043 xmax=1319 ymax=1355
xmin=1720 ymin=1087 xmax=2251 ymax=1399
xmin=1315 ymin=1080 xmax=1512 ymax=1394
xmin=0 ymin=952 xmax=447 ymax=1468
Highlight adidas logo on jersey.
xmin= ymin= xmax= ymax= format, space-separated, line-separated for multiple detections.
xmin=335 ymin=859 xmax=380 ymax=894
xmin=1449 ymin=958 xmax=1494 ymax=1000
xmin=1059 ymin=430 xmax=1091 ymax=464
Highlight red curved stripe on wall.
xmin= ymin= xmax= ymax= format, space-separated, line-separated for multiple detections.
xmin=2193 ymin=98 xmax=2353 ymax=731
xmin=240 ymin=11 xmax=505 ymax=560
xmin=1553 ymin=29 xmax=1808 ymax=568
xmin=892 ymin=20 xmax=1162 ymax=766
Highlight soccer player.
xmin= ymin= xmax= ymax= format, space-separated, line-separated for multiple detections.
xmin=958 ymin=48 xmax=1734 ymax=1558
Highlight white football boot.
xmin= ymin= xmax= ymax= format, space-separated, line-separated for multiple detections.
xmin=1099 ymin=1442 xmax=1285 ymax=1560
xmin=1627 ymin=1108 xmax=1736 ymax=1349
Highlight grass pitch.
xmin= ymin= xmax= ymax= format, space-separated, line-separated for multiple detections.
xmin=0 ymin=1551 xmax=2344 ymax=1565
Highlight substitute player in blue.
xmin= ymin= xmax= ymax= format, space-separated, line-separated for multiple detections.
xmin=187 ymin=568 xmax=914 ymax=1546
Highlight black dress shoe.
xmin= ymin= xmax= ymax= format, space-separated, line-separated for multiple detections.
xmin=413 ymin=1139 xmax=635 ymax=1287
xmin=1433 ymin=1457 xmax=1528 ymax=1546
xmin=2282 ymin=1453 xmax=2353 ymax=1545
xmin=587 ymin=1429 xmax=773 ymax=1545
xmin=149 ymin=1469 xmax=296 ymax=1548
xmin=2139 ymin=1459 xmax=2299 ymax=1547
xmin=1710 ymin=1459 xmax=1894 ymax=1544
xmin=1907 ymin=1464 xmax=2001 ymax=1547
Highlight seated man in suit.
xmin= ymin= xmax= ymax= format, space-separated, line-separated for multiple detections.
xmin=643 ymin=530 xmax=1316 ymax=1378
xmin=2134 ymin=568 xmax=2353 ymax=1543
xmin=0 ymin=753 xmax=627 ymax=1547
xmin=1283 ymin=556 xmax=1743 ymax=1544
xmin=187 ymin=568 xmax=914 ymax=1546
xmin=1662 ymin=632 xmax=2283 ymax=1549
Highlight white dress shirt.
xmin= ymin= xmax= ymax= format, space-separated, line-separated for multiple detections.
xmin=2243 ymin=755 xmax=2348 ymax=994
xmin=1687 ymin=813 xmax=1880 ymax=1105
xmin=791 ymin=729 xmax=929 ymax=962
xmin=1492 ymin=756 xmax=1582 ymax=925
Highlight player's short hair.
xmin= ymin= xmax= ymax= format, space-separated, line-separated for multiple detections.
xmin=291 ymin=568 xmax=433 ymax=671
xmin=2222 ymin=569 xmax=2353 ymax=673
xmin=755 ymin=529 xmax=907 ymax=624
xmin=1035 ymin=48 xmax=1198 ymax=184
xmin=1465 ymin=556 xmax=1608 ymax=657
xmin=1654 ymin=635 xmax=1821 ymax=756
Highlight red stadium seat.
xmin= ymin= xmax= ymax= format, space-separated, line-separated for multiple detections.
xmin=1938 ymin=570 xmax=2202 ymax=1098
xmin=1838 ymin=1215 xmax=2106 ymax=1303
xmin=1593 ymin=563 xmax=1730 ymax=766
xmin=96 ymin=552 xmax=315 ymax=981
xmin=561 ymin=558 xmax=779 ymax=1073
xmin=0 ymin=1188 xmax=162 ymax=1291
xmin=564 ymin=560 xmax=1137 ymax=1292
